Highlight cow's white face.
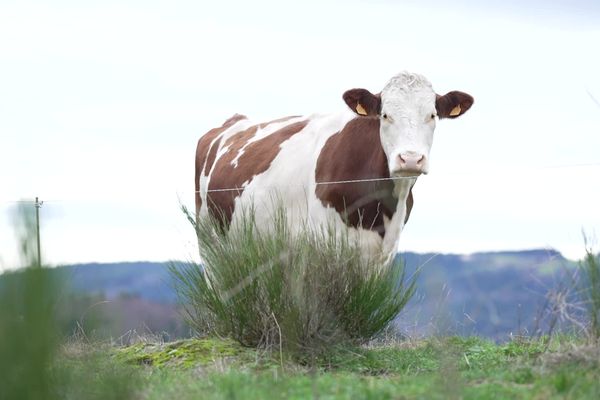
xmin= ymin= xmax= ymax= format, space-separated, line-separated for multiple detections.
xmin=379 ymin=73 xmax=436 ymax=177
xmin=343 ymin=71 xmax=474 ymax=178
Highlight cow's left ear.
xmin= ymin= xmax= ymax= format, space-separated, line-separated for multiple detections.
xmin=436 ymin=91 xmax=474 ymax=119
xmin=343 ymin=89 xmax=381 ymax=116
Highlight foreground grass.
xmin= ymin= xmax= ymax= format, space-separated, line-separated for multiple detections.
xmin=74 ymin=336 xmax=600 ymax=399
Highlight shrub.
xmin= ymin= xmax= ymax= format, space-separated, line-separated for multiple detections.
xmin=171 ymin=204 xmax=416 ymax=356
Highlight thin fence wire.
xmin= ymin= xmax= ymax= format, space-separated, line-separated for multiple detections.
xmin=2 ymin=161 xmax=600 ymax=203
xmin=199 ymin=161 xmax=600 ymax=193
xmin=203 ymin=175 xmax=418 ymax=193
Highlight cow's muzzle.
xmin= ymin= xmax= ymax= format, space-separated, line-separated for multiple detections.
xmin=393 ymin=152 xmax=427 ymax=176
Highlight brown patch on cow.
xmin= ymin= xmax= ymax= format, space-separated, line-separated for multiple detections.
xmin=224 ymin=126 xmax=258 ymax=148
xmin=222 ymin=116 xmax=301 ymax=148
xmin=206 ymin=119 xmax=308 ymax=225
xmin=203 ymin=137 xmax=223 ymax=176
xmin=195 ymin=114 xmax=248 ymax=216
xmin=315 ymin=117 xmax=414 ymax=237
xmin=195 ymin=130 xmax=223 ymax=216
xmin=404 ymin=189 xmax=413 ymax=224
xmin=222 ymin=113 xmax=248 ymax=127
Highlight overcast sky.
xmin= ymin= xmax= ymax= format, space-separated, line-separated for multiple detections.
xmin=2 ymin=0 xmax=600 ymax=269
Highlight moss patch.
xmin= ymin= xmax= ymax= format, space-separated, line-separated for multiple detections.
xmin=116 ymin=338 xmax=252 ymax=369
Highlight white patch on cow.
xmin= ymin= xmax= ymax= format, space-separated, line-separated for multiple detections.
xmin=382 ymin=178 xmax=416 ymax=258
xmin=233 ymin=112 xmax=350 ymax=220
xmin=379 ymin=72 xmax=437 ymax=176
xmin=383 ymin=214 xmax=391 ymax=230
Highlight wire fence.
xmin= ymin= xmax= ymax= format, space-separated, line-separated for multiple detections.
xmin=1 ymin=157 xmax=598 ymax=268
xmin=202 ymin=161 xmax=600 ymax=193
xmin=1 ymin=160 xmax=599 ymax=271
xmin=3 ymin=161 xmax=600 ymax=202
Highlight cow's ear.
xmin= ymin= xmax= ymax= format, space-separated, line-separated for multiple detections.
xmin=343 ymin=89 xmax=381 ymax=116
xmin=436 ymin=91 xmax=474 ymax=119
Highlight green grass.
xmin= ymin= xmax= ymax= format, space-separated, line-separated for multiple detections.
xmin=97 ymin=336 xmax=600 ymax=399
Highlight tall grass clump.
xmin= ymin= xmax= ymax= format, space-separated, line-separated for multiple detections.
xmin=580 ymin=236 xmax=600 ymax=340
xmin=171 ymin=204 xmax=416 ymax=355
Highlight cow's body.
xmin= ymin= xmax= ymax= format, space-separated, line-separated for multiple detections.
xmin=195 ymin=72 xmax=473 ymax=261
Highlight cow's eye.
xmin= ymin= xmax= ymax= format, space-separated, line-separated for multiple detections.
xmin=431 ymin=113 xmax=437 ymax=120
xmin=382 ymin=113 xmax=388 ymax=120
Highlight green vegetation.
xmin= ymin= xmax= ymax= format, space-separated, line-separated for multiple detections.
xmin=0 ymin=203 xmax=140 ymax=400
xmin=116 ymin=338 xmax=254 ymax=369
xmin=4 ymin=203 xmax=600 ymax=399
xmin=0 ymin=262 xmax=60 ymax=399
xmin=99 ymin=336 xmax=600 ymax=399
xmin=171 ymin=205 xmax=415 ymax=354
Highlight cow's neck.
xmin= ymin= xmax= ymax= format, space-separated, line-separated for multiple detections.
xmin=314 ymin=114 xmax=422 ymax=262
xmin=382 ymin=177 xmax=417 ymax=259
xmin=315 ymin=116 xmax=410 ymax=242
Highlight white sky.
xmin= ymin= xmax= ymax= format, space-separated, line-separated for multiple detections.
xmin=2 ymin=0 xmax=600 ymax=269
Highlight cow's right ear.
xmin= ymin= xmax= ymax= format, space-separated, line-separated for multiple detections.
xmin=343 ymin=89 xmax=381 ymax=116
xmin=436 ymin=91 xmax=474 ymax=119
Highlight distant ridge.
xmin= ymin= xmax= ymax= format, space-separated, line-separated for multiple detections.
xmin=28 ymin=249 xmax=576 ymax=340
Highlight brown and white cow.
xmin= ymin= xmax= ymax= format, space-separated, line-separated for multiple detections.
xmin=195 ymin=71 xmax=473 ymax=261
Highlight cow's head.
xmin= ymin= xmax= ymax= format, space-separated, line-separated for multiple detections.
xmin=343 ymin=72 xmax=473 ymax=177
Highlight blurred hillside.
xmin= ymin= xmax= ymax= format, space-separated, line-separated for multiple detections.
xmin=400 ymin=249 xmax=575 ymax=338
xmin=2 ymin=249 xmax=576 ymax=341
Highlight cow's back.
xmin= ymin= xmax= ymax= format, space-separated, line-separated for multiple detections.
xmin=196 ymin=112 xmax=355 ymax=225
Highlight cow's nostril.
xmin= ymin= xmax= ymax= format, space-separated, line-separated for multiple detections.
xmin=417 ymin=155 xmax=424 ymax=166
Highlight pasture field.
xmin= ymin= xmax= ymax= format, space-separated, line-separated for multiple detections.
xmin=4 ymin=203 xmax=600 ymax=399
xmin=58 ymin=335 xmax=599 ymax=400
